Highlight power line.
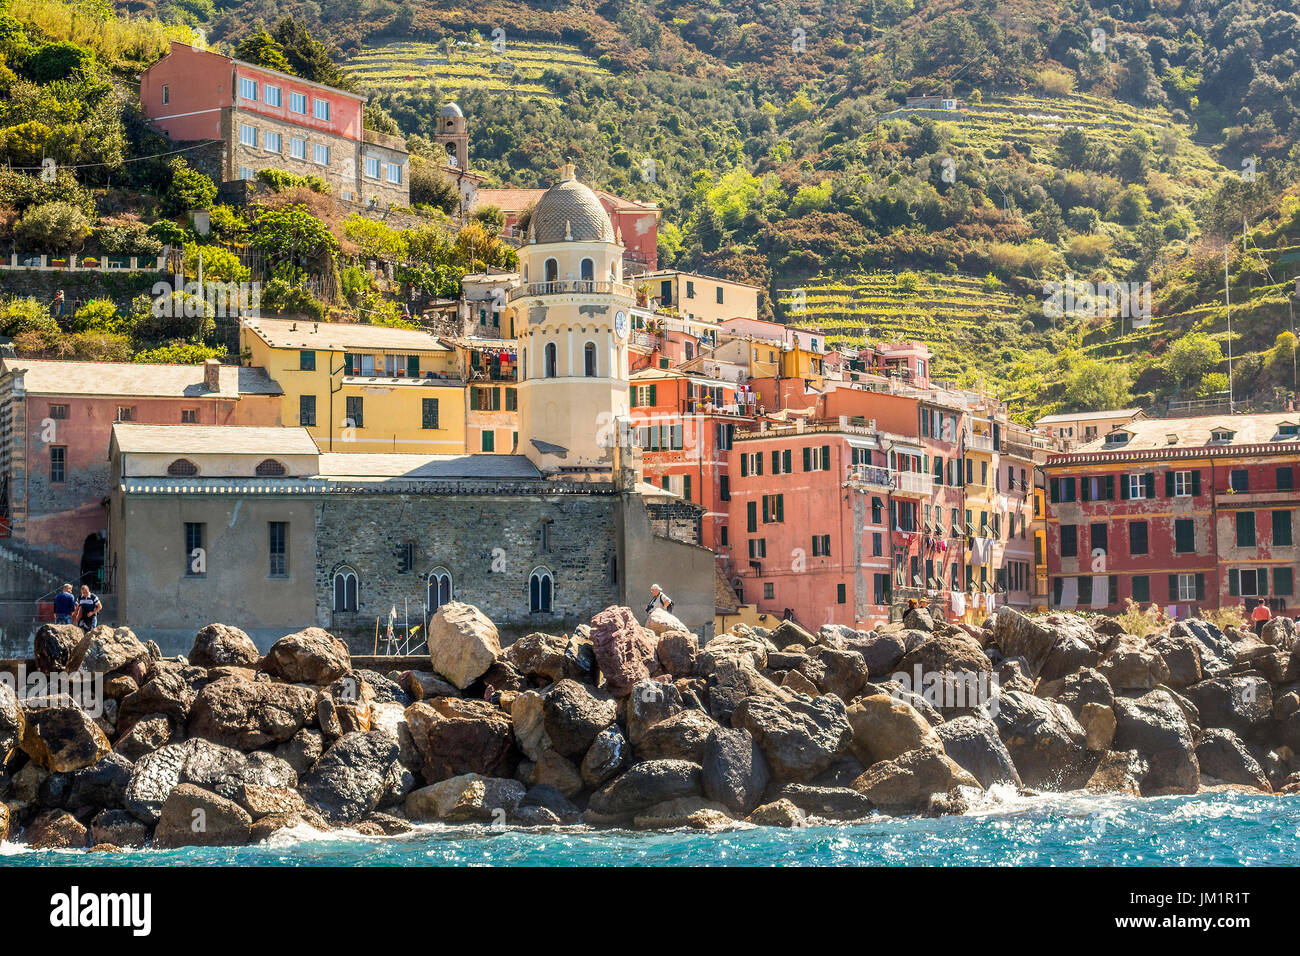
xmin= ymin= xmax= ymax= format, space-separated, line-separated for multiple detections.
xmin=8 ymin=139 xmax=221 ymax=173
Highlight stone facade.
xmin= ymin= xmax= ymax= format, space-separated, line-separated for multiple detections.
xmin=224 ymin=108 xmax=410 ymax=207
xmin=313 ymin=491 xmax=619 ymax=635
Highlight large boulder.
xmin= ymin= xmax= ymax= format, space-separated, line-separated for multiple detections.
xmin=844 ymin=632 xmax=907 ymax=679
xmin=503 ymin=632 xmax=594 ymax=685
xmin=510 ymin=690 xmax=550 ymax=761
xmin=89 ymin=809 xmax=150 ymax=848
xmin=74 ymin=625 xmax=149 ymax=675
xmin=124 ymin=740 xmax=198 ymax=823
xmin=179 ymin=740 xmax=296 ymax=801
xmin=1098 ymin=635 xmax=1171 ymax=691
xmin=1112 ymin=689 xmax=1200 ymax=795
xmin=65 ymin=753 xmax=133 ymax=812
xmin=542 ymin=679 xmax=616 ymax=758
xmin=528 ymin=749 xmax=583 ymax=798
xmin=261 ymin=627 xmax=351 ymax=685
xmin=33 ymin=623 xmax=84 ymax=672
xmin=634 ymin=709 xmax=717 ymax=762
xmin=590 ymin=606 xmax=658 ymax=696
xmin=114 ymin=713 xmax=172 ymax=761
xmin=404 ymin=697 xmax=515 ymax=783
xmin=990 ymin=608 xmax=1100 ymax=681
xmin=1085 ymin=750 xmax=1148 ymax=795
xmin=846 ymin=694 xmax=942 ymax=766
xmin=1183 ymin=675 xmax=1272 ymax=738
xmin=118 ymin=664 xmax=202 ymax=724
xmin=731 ymin=693 xmax=853 ymax=784
xmin=189 ymin=624 xmax=260 ymax=669
xmin=656 ymin=632 xmax=699 ymax=679
xmin=934 ymin=715 xmax=1022 ymax=789
xmin=696 ymin=632 xmax=769 ymax=674
xmin=746 ymin=798 xmax=806 ymax=827
xmin=186 ymin=676 xmax=316 ymax=750
xmin=406 ymin=773 xmax=525 ymax=823
xmin=273 ymin=728 xmax=324 ymax=777
xmin=806 ymin=647 xmax=870 ymax=702
xmin=299 ymin=731 xmax=400 ymax=823
xmin=851 ymin=746 xmax=981 ymax=815
xmin=20 ymin=705 xmax=111 ymax=772
xmin=1151 ymin=632 xmax=1205 ymax=689
xmin=427 ymin=602 xmax=501 ymax=689
xmin=23 ymin=809 xmax=88 ymax=849
xmin=317 ymin=674 xmax=375 ymax=740
xmin=896 ymin=633 xmax=993 ymax=716
xmin=1049 ymin=667 xmax=1115 ymax=718
xmin=626 ymin=678 xmax=683 ymax=745
xmin=1170 ymin=620 xmax=1233 ymax=669
xmin=991 ymin=690 xmax=1090 ymax=790
xmin=645 ymin=607 xmax=688 ymax=635
xmin=705 ymin=657 xmax=785 ymax=723
xmin=0 ymin=681 xmax=23 ymax=762
xmin=153 ymin=784 xmax=252 ymax=847
xmin=1196 ymin=728 xmax=1271 ymax=792
xmin=580 ymin=726 xmax=630 ymax=788
xmin=776 ymin=783 xmax=874 ymax=821
xmin=586 ymin=759 xmax=702 ymax=820
xmin=701 ymin=726 xmax=769 ymax=816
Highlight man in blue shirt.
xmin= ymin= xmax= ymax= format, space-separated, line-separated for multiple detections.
xmin=52 ymin=583 xmax=75 ymax=624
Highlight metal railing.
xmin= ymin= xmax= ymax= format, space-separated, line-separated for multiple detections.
xmin=846 ymin=466 xmax=933 ymax=496
xmin=507 ymin=280 xmax=634 ymax=301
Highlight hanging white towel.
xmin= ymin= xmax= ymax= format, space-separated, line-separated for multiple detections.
xmin=1060 ymin=577 xmax=1079 ymax=608
xmin=951 ymin=590 xmax=966 ymax=617
xmin=1091 ymin=575 xmax=1109 ymax=608
xmin=986 ymin=592 xmax=996 ymax=613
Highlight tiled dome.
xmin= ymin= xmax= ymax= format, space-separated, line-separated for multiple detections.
xmin=530 ymin=165 xmax=614 ymax=244
xmin=439 ymin=102 xmax=464 ymax=117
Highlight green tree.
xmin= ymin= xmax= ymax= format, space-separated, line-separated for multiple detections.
xmin=164 ymin=159 xmax=217 ymax=214
xmin=250 ymin=204 xmax=340 ymax=270
xmin=15 ymin=201 xmax=92 ymax=251
xmin=1163 ymin=331 xmax=1223 ymax=389
xmin=1060 ymin=356 xmax=1133 ymax=411
xmin=234 ymin=29 xmax=291 ymax=73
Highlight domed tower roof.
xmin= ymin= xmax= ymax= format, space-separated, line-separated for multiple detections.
xmin=439 ymin=102 xmax=464 ymax=118
xmin=529 ymin=164 xmax=615 ymax=244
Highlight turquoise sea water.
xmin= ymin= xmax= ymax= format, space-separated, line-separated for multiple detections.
xmin=4 ymin=789 xmax=1298 ymax=866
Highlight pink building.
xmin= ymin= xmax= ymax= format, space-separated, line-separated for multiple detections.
xmin=139 ymin=41 xmax=408 ymax=206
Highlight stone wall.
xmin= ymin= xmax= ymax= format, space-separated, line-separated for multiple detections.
xmin=312 ymin=492 xmax=620 ymax=633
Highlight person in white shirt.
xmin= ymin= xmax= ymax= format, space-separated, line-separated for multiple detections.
xmin=646 ymin=583 xmax=672 ymax=614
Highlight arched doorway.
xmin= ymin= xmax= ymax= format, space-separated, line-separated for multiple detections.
xmin=80 ymin=532 xmax=105 ymax=591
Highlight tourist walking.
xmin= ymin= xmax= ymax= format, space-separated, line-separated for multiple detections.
xmin=645 ymin=583 xmax=673 ymax=615
xmin=52 ymin=583 xmax=75 ymax=624
xmin=1251 ymin=599 xmax=1272 ymax=636
xmin=74 ymin=584 xmax=101 ymax=632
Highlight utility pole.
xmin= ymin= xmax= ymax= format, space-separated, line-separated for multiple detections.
xmin=1225 ymin=240 xmax=1234 ymax=413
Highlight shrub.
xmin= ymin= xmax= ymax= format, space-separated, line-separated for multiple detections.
xmin=21 ymin=40 xmax=93 ymax=83
xmin=163 ymin=158 xmax=217 ymax=214
xmin=0 ymin=295 xmax=58 ymax=337
xmin=70 ymin=297 xmax=118 ymax=333
xmin=1202 ymin=605 xmax=1247 ymax=634
xmin=256 ymin=167 xmax=330 ymax=194
xmin=147 ymin=219 xmax=189 ymax=246
xmin=95 ymin=219 xmax=163 ymax=257
xmin=133 ymin=341 xmax=225 ymax=364
xmin=70 ymin=331 xmax=131 ymax=361
xmin=15 ymin=201 xmax=92 ymax=250
xmin=1114 ymin=599 xmax=1165 ymax=637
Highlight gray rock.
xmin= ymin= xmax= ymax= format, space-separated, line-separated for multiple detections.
xmin=587 ymin=759 xmax=702 ymax=818
xmin=580 ymin=725 xmax=629 ymax=788
xmin=935 ymin=714 xmax=1022 ymax=789
xmin=991 ymin=690 xmax=1090 ymax=790
xmin=1112 ymin=689 xmax=1200 ymax=795
xmin=701 ymin=726 xmax=770 ymax=816
xmin=776 ymin=783 xmax=873 ymax=820
xmin=542 ymin=679 xmax=616 ymax=758
xmin=299 ymin=731 xmax=400 ymax=823
xmin=731 ymin=693 xmax=853 ymax=784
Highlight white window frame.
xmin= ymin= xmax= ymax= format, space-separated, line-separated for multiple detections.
xmin=313 ymin=98 xmax=331 ymax=120
xmin=238 ymin=76 xmax=257 ymax=100
xmin=1178 ymin=574 xmax=1198 ymax=601
xmin=264 ymin=85 xmax=281 ymax=107
xmin=1174 ymin=470 xmax=1192 ymax=497
xmin=161 ymin=85 xmax=170 ymax=105
xmin=1128 ymin=473 xmax=1145 ymax=499
xmin=387 ymin=163 xmax=402 ymax=184
xmin=239 ymin=124 xmax=257 ymax=147
xmin=289 ymin=91 xmax=307 ymax=114
xmin=289 ymin=137 xmax=306 ymax=160
xmin=313 ymin=143 xmax=330 ymax=166
xmin=264 ymin=131 xmax=282 ymax=153
xmin=1238 ymin=569 xmax=1260 ymax=598
xmin=239 ymin=166 xmax=255 ymax=181
xmin=364 ymin=156 xmax=380 ymax=179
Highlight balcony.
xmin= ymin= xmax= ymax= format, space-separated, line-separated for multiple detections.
xmin=507 ymin=280 xmax=634 ymax=302
xmin=847 ymin=466 xmax=933 ymax=497
xmin=965 ymin=432 xmax=995 ymax=453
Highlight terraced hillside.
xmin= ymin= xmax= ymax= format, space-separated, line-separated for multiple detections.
xmin=778 ymin=272 xmax=1030 ymax=381
xmin=346 ymin=38 xmax=609 ymax=102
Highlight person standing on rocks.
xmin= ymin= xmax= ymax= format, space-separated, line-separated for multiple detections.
xmin=646 ymin=583 xmax=673 ymax=615
xmin=74 ymin=584 xmax=101 ymax=632
xmin=1251 ymin=599 xmax=1272 ymax=636
xmin=52 ymin=583 xmax=75 ymax=624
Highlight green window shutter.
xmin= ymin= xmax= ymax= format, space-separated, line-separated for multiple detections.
xmin=470 ymin=388 xmax=480 ymax=411
xmin=762 ymin=497 xmax=771 ymax=523
xmin=408 ymin=355 xmax=419 ymax=377
xmin=771 ymin=450 xmax=779 ymax=474
xmin=1191 ymin=470 xmax=1201 ymax=495
xmin=506 ymin=388 xmax=517 ymax=411
xmin=1164 ymin=471 xmax=1174 ymax=496
xmin=822 ymin=445 xmax=830 ymax=470
xmin=776 ymin=495 xmax=784 ymax=521
xmin=747 ymin=501 xmax=757 ymax=533
xmin=1050 ymin=478 xmax=1060 ymax=502
xmin=648 ymin=384 xmax=657 ymax=405
xmin=1104 ymin=475 xmax=1114 ymax=499
xmin=1120 ymin=475 xmax=1129 ymax=500
xmin=755 ymin=453 xmax=763 ymax=476
xmin=343 ymin=352 xmax=355 ymax=374
xmin=803 ymin=447 xmax=812 ymax=471
xmin=1195 ymin=574 xmax=1205 ymax=601
xmin=741 ymin=454 xmax=748 ymax=477
xmin=783 ymin=449 xmax=791 ymax=472
xmin=1168 ymin=574 xmax=1179 ymax=601
xmin=1228 ymin=568 xmax=1240 ymax=597
xmin=1259 ymin=568 xmax=1270 ymax=595
xmin=1145 ymin=473 xmax=1155 ymax=497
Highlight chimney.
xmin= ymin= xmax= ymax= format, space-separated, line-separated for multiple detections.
xmin=203 ymin=358 xmax=220 ymax=392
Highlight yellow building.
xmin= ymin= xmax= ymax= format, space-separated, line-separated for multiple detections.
xmin=640 ymin=270 xmax=761 ymax=325
xmin=239 ymin=316 xmax=467 ymax=454
xmin=778 ymin=343 xmax=827 ymax=383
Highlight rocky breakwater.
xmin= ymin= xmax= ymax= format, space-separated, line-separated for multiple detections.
xmin=3 ymin=604 xmax=1298 ymax=850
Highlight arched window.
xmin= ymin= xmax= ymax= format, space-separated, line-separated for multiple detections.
xmin=544 ymin=258 xmax=558 ymax=284
xmin=427 ymin=567 xmax=452 ymax=614
xmin=255 ymin=458 xmax=286 ymax=476
xmin=544 ymin=342 xmax=557 ymax=378
xmin=529 ymin=567 xmax=553 ymax=613
xmin=332 ymin=566 xmax=358 ymax=612
xmin=584 ymin=342 xmax=597 ymax=377
xmin=580 ymin=257 xmax=594 ymax=285
xmin=167 ymin=458 xmax=198 ymax=476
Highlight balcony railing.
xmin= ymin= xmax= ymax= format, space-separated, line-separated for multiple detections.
xmin=507 ymin=280 xmax=634 ymax=301
xmin=895 ymin=470 xmax=934 ymax=496
xmin=846 ymin=466 xmax=934 ymax=496
xmin=965 ymin=432 xmax=995 ymax=452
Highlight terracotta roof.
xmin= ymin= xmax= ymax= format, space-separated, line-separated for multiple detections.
xmin=476 ymin=188 xmax=545 ymax=213
xmin=112 ymin=424 xmax=319 ymax=455
xmin=241 ymin=317 xmax=448 ymax=352
xmin=1070 ymin=412 xmax=1300 ymax=453
xmin=1 ymin=358 xmax=282 ymax=398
